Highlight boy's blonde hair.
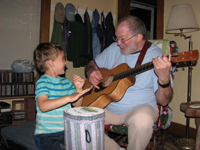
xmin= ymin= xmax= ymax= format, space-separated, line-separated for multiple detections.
xmin=33 ymin=43 xmax=64 ymax=72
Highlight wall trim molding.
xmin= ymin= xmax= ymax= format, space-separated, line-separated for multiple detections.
xmin=167 ymin=121 xmax=196 ymax=139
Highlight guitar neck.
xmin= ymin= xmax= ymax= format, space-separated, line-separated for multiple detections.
xmin=113 ymin=49 xmax=199 ymax=81
xmin=113 ymin=62 xmax=154 ymax=81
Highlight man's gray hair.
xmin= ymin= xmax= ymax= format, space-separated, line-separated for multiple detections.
xmin=118 ymin=16 xmax=147 ymax=40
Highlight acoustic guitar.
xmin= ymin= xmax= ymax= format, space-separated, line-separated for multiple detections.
xmin=82 ymin=50 xmax=199 ymax=109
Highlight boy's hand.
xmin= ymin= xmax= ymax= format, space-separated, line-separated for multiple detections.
xmin=70 ymin=88 xmax=91 ymax=103
xmin=73 ymin=74 xmax=85 ymax=93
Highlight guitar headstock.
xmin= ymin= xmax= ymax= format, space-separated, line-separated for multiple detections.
xmin=170 ymin=50 xmax=199 ymax=64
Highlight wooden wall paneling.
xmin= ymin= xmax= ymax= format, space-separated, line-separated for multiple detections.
xmin=118 ymin=0 xmax=130 ymax=21
xmin=156 ymin=0 xmax=164 ymax=39
xmin=40 ymin=0 xmax=51 ymax=43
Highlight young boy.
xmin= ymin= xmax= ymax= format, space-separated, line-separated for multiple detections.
xmin=33 ymin=43 xmax=90 ymax=150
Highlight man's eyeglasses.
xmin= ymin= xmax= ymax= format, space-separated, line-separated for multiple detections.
xmin=113 ymin=34 xmax=138 ymax=43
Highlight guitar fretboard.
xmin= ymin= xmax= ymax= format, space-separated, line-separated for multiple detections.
xmin=113 ymin=62 xmax=154 ymax=81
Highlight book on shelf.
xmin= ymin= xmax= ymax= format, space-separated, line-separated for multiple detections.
xmin=0 ymin=70 xmax=34 ymax=83
xmin=13 ymin=118 xmax=25 ymax=121
xmin=13 ymin=111 xmax=25 ymax=121
xmin=13 ymin=111 xmax=25 ymax=115
xmin=0 ymin=70 xmax=35 ymax=97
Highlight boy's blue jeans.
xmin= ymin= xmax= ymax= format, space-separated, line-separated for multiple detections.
xmin=34 ymin=131 xmax=65 ymax=150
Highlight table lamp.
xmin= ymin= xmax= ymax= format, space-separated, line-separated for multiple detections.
xmin=166 ymin=4 xmax=199 ymax=150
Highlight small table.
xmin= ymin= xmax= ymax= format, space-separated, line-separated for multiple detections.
xmin=180 ymin=101 xmax=200 ymax=150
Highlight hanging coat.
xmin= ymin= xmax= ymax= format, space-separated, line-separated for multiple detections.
xmin=63 ymin=18 xmax=70 ymax=53
xmin=51 ymin=19 xmax=65 ymax=51
xmin=75 ymin=13 xmax=83 ymax=24
xmin=105 ymin=12 xmax=116 ymax=49
xmin=97 ymin=12 xmax=107 ymax=52
xmin=80 ymin=9 xmax=93 ymax=62
xmin=92 ymin=9 xmax=101 ymax=59
xmin=67 ymin=22 xmax=87 ymax=67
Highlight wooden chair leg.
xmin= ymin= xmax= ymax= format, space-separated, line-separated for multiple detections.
xmin=150 ymin=129 xmax=167 ymax=150
xmin=146 ymin=141 xmax=153 ymax=150
xmin=160 ymin=130 xmax=167 ymax=150
xmin=152 ymin=136 xmax=160 ymax=150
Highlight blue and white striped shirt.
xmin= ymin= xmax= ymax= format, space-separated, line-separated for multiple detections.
xmin=34 ymin=74 xmax=76 ymax=135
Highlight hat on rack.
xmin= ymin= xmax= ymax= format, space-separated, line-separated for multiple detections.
xmin=55 ymin=2 xmax=65 ymax=23
xmin=65 ymin=3 xmax=75 ymax=22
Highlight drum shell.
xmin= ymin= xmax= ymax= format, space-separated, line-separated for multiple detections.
xmin=64 ymin=107 xmax=105 ymax=150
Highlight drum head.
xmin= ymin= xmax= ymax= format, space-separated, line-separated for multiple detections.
xmin=64 ymin=107 xmax=104 ymax=117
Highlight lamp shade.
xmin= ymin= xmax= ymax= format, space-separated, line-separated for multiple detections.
xmin=166 ymin=4 xmax=199 ymax=34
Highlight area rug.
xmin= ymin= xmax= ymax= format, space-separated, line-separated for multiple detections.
xmin=163 ymin=134 xmax=182 ymax=150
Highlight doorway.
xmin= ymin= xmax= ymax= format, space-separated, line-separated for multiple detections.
xmin=130 ymin=0 xmax=157 ymax=39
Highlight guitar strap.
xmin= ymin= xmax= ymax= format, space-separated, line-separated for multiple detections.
xmin=135 ymin=40 xmax=150 ymax=67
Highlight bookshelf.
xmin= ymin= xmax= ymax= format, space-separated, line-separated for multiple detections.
xmin=0 ymin=98 xmax=36 ymax=127
xmin=12 ymin=100 xmax=26 ymax=124
xmin=0 ymin=70 xmax=35 ymax=99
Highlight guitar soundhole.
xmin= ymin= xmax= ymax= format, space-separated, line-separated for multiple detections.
xmin=94 ymin=82 xmax=105 ymax=92
xmin=94 ymin=76 xmax=114 ymax=92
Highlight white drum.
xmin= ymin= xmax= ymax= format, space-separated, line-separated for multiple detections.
xmin=64 ymin=107 xmax=105 ymax=150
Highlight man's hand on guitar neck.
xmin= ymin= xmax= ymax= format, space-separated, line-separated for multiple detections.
xmin=152 ymin=53 xmax=173 ymax=106
xmin=85 ymin=60 xmax=103 ymax=89
xmin=152 ymin=53 xmax=171 ymax=84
